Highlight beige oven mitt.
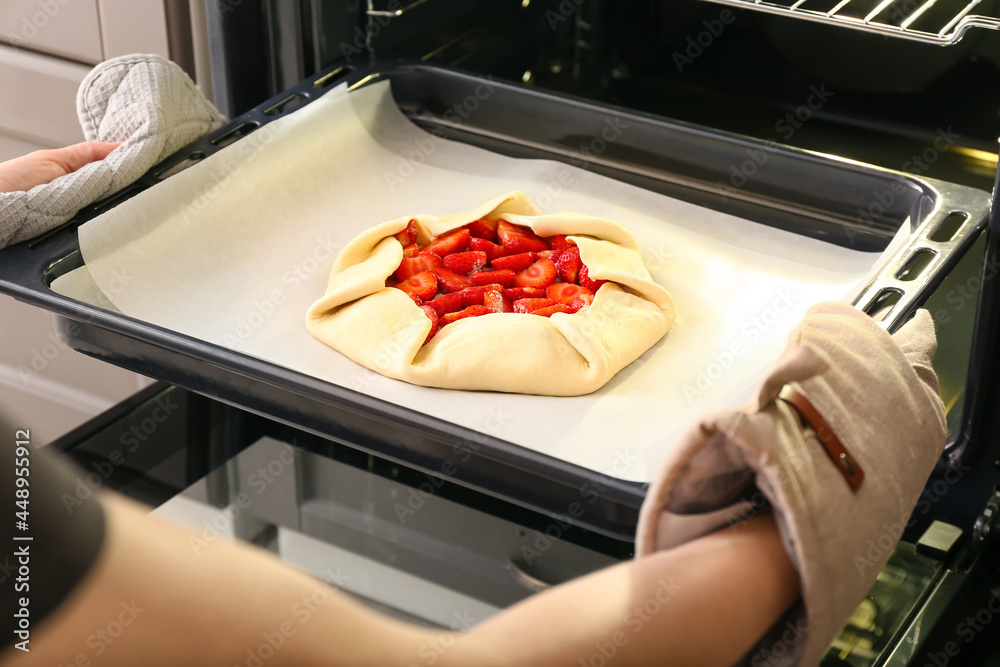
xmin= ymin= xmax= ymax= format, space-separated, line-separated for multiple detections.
xmin=635 ymin=301 xmax=946 ymax=666
xmin=306 ymin=191 xmax=676 ymax=396
xmin=0 ymin=54 xmax=225 ymax=249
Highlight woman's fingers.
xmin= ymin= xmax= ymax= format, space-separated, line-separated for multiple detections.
xmin=0 ymin=141 xmax=120 ymax=193
xmin=52 ymin=141 xmax=121 ymax=173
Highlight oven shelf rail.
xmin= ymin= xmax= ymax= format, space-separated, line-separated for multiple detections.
xmin=702 ymin=0 xmax=1000 ymax=45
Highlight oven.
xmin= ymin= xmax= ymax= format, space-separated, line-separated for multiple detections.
xmin=4 ymin=1 xmax=1000 ymax=664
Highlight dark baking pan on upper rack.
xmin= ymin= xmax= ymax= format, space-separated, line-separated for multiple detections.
xmin=0 ymin=61 xmax=991 ymax=541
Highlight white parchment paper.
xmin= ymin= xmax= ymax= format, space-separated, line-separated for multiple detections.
xmin=70 ymin=81 xmax=905 ymax=483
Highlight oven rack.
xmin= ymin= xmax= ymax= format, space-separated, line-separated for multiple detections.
xmin=702 ymin=0 xmax=1000 ymax=45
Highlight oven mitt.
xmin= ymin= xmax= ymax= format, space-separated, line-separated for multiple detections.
xmin=0 ymin=53 xmax=225 ymax=249
xmin=635 ymin=302 xmax=946 ymax=667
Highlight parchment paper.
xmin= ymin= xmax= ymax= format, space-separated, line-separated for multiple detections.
xmin=67 ymin=81 xmax=907 ymax=483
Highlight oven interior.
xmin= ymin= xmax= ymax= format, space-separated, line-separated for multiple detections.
xmin=212 ymin=1 xmax=1000 ymax=188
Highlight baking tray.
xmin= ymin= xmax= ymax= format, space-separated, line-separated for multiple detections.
xmin=0 ymin=62 xmax=990 ymax=540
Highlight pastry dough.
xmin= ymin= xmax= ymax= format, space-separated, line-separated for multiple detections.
xmin=306 ymin=191 xmax=676 ymax=396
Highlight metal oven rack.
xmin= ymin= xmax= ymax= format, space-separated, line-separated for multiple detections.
xmin=702 ymin=0 xmax=1000 ymax=45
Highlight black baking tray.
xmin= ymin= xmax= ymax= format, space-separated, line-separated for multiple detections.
xmin=0 ymin=61 xmax=991 ymax=540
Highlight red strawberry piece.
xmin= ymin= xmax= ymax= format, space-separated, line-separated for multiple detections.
xmin=501 ymin=296 xmax=514 ymax=313
xmin=440 ymin=305 xmax=492 ymax=326
xmin=394 ymin=219 xmax=418 ymax=247
xmin=427 ymin=292 xmax=464 ymax=317
xmin=443 ymin=250 xmax=488 ymax=274
xmin=395 ymin=252 xmax=443 ymax=281
xmin=513 ymin=298 xmax=556 ymax=314
xmin=469 ymin=237 xmax=505 ymax=261
xmin=424 ymin=228 xmax=471 ymax=257
xmin=419 ymin=304 xmax=439 ymax=343
xmin=532 ymin=303 xmax=574 ymax=317
xmin=578 ymin=264 xmax=608 ymax=292
xmin=396 ymin=271 xmax=438 ymax=301
xmin=459 ymin=285 xmax=502 ymax=307
xmin=550 ymin=235 xmax=574 ymax=251
xmin=514 ymin=258 xmax=557 ymax=289
xmin=434 ymin=267 xmax=473 ymax=293
xmin=491 ymin=252 xmax=535 ymax=272
xmin=465 ymin=219 xmax=499 ymax=242
xmin=497 ymin=220 xmax=549 ymax=254
xmin=484 ymin=289 xmax=505 ymax=313
xmin=406 ymin=292 xmax=423 ymax=305
xmin=571 ymin=292 xmax=595 ymax=311
xmin=502 ymin=287 xmax=547 ymax=300
xmin=402 ymin=243 xmax=419 ymax=258
xmin=546 ymin=283 xmax=594 ymax=305
xmin=538 ymin=248 xmax=564 ymax=263
xmin=469 ymin=269 xmax=516 ymax=287
xmin=556 ymin=246 xmax=582 ymax=284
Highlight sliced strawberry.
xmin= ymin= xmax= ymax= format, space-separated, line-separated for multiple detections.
xmin=550 ymin=235 xmax=574 ymax=251
xmin=396 ymin=271 xmax=438 ymax=301
xmin=514 ymin=258 xmax=557 ymax=289
xmin=513 ymin=298 xmax=556 ymax=314
xmin=394 ymin=219 xmax=418 ymax=247
xmin=578 ymin=264 xmax=607 ymax=292
xmin=469 ymin=269 xmax=516 ymax=287
xmin=483 ymin=289 xmax=505 ymax=313
xmin=502 ymin=287 xmax=547 ymax=300
xmin=465 ymin=219 xmax=499 ymax=242
xmin=538 ymin=249 xmax=562 ymax=262
xmin=443 ymin=251 xmax=488 ymax=274
xmin=501 ymin=296 xmax=514 ymax=313
xmin=419 ymin=304 xmax=439 ymax=343
xmin=427 ymin=292 xmax=464 ymax=317
xmin=402 ymin=243 xmax=419 ymax=258
xmin=459 ymin=285 xmax=502 ymax=308
xmin=497 ymin=220 xmax=549 ymax=254
xmin=546 ymin=283 xmax=594 ymax=306
xmin=571 ymin=292 xmax=595 ymax=310
xmin=491 ymin=252 xmax=535 ymax=272
xmin=440 ymin=305 xmax=492 ymax=326
xmin=434 ymin=267 xmax=473 ymax=293
xmin=469 ymin=237 xmax=505 ymax=261
xmin=424 ymin=228 xmax=471 ymax=257
xmin=395 ymin=252 xmax=443 ymax=282
xmin=532 ymin=303 xmax=574 ymax=317
xmin=556 ymin=246 xmax=582 ymax=284
xmin=405 ymin=292 xmax=424 ymax=305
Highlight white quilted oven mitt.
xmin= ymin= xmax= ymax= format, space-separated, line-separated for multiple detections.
xmin=635 ymin=302 xmax=946 ymax=666
xmin=0 ymin=54 xmax=225 ymax=249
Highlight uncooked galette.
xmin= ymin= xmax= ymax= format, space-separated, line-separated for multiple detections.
xmin=306 ymin=191 xmax=675 ymax=396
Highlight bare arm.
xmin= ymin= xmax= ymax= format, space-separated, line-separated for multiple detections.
xmin=448 ymin=509 xmax=799 ymax=667
xmin=1 ymin=493 xmax=797 ymax=667
xmin=0 ymin=142 xmax=119 ymax=193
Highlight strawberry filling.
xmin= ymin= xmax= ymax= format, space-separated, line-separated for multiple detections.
xmin=387 ymin=220 xmax=608 ymax=344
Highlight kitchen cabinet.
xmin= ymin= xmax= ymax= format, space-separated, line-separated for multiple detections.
xmin=0 ymin=0 xmax=104 ymax=64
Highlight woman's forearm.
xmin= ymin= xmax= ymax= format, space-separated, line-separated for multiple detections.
xmin=445 ymin=510 xmax=799 ymax=667
xmin=2 ymin=495 xmax=796 ymax=667
xmin=1 ymin=493 xmax=437 ymax=667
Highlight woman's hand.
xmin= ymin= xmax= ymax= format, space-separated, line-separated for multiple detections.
xmin=0 ymin=141 xmax=120 ymax=193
